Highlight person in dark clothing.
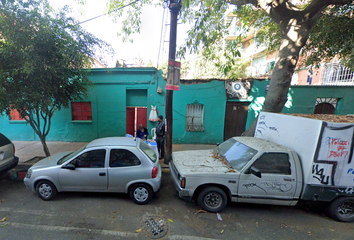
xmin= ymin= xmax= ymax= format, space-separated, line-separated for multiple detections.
xmin=156 ymin=115 xmax=165 ymax=159
xmin=136 ymin=124 xmax=148 ymax=141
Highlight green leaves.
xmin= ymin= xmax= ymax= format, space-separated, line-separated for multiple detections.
xmin=0 ymin=0 xmax=111 ymax=153
xmin=107 ymin=0 xmax=152 ymax=42
xmin=301 ymin=3 xmax=354 ymax=69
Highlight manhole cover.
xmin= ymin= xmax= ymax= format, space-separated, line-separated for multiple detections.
xmin=140 ymin=215 xmax=169 ymax=239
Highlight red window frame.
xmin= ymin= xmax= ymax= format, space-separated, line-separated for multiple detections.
xmin=71 ymin=102 xmax=92 ymax=121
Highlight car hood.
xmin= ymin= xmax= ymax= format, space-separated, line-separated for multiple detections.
xmin=30 ymin=151 xmax=73 ymax=170
xmin=172 ymin=150 xmax=237 ymax=175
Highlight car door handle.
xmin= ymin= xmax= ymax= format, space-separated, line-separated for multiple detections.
xmin=99 ymin=172 xmax=106 ymax=176
xmin=283 ymin=177 xmax=294 ymax=181
xmin=0 ymin=151 xmax=4 ymax=154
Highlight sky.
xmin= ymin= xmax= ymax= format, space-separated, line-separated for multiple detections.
xmin=48 ymin=0 xmax=192 ymax=68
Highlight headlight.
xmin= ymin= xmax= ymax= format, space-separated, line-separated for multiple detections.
xmin=26 ymin=169 xmax=32 ymax=179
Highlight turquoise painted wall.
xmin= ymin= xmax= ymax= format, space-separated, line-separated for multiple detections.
xmin=3 ymin=71 xmax=354 ymax=144
xmin=173 ymin=80 xmax=226 ymax=144
xmin=245 ymin=80 xmax=270 ymax=129
xmin=0 ymin=68 xmax=166 ymax=142
xmin=246 ymin=81 xmax=354 ymax=129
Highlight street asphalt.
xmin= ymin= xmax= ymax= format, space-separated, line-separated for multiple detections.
xmin=1 ymin=141 xmax=353 ymax=239
xmin=1 ymin=171 xmax=354 ymax=239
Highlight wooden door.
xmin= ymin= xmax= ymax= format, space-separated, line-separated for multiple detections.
xmin=136 ymin=107 xmax=147 ymax=128
xmin=224 ymin=102 xmax=249 ymax=140
xmin=126 ymin=107 xmax=147 ymax=136
xmin=126 ymin=107 xmax=135 ymax=136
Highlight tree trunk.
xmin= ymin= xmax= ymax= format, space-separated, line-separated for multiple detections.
xmin=243 ymin=26 xmax=307 ymax=136
xmin=39 ymin=135 xmax=50 ymax=157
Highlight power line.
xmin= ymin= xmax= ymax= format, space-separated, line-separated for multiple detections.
xmin=157 ymin=7 xmax=166 ymax=68
xmin=77 ymin=0 xmax=140 ymax=25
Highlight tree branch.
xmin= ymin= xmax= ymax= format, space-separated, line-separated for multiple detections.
xmin=45 ymin=114 xmax=53 ymax=137
xmin=305 ymin=0 xmax=352 ymax=16
xmin=302 ymin=0 xmax=352 ymax=28
xmin=227 ymin=0 xmax=273 ymax=14
xmin=40 ymin=110 xmax=47 ymax=137
xmin=226 ymin=0 xmax=258 ymax=6
xmin=329 ymin=0 xmax=354 ymax=4
xmin=36 ymin=108 xmax=40 ymax=130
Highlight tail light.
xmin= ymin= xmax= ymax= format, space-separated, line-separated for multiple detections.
xmin=12 ymin=143 xmax=15 ymax=154
xmin=152 ymin=167 xmax=158 ymax=178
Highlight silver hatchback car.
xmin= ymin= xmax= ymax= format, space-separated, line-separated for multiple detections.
xmin=24 ymin=137 xmax=161 ymax=204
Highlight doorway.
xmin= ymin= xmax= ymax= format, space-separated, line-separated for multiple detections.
xmin=224 ymin=102 xmax=249 ymax=140
xmin=126 ymin=89 xmax=148 ymax=137
xmin=126 ymin=107 xmax=147 ymax=136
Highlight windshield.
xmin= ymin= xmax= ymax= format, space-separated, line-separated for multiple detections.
xmin=214 ymin=138 xmax=258 ymax=171
xmin=140 ymin=141 xmax=157 ymax=163
xmin=57 ymin=144 xmax=87 ymax=165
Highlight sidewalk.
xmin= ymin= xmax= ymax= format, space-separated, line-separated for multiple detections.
xmin=6 ymin=141 xmax=215 ymax=178
xmin=13 ymin=141 xmax=215 ymax=164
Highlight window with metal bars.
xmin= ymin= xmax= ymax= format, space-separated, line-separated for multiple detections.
xmin=186 ymin=103 xmax=204 ymax=131
xmin=320 ymin=63 xmax=354 ymax=85
xmin=71 ymin=102 xmax=92 ymax=121
xmin=314 ymin=98 xmax=337 ymax=114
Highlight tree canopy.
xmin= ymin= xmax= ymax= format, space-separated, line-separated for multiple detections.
xmin=106 ymin=0 xmax=354 ymax=135
xmin=0 ymin=0 xmax=112 ymax=156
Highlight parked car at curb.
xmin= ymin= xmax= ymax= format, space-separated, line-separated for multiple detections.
xmin=170 ymin=113 xmax=354 ymax=222
xmin=24 ymin=137 xmax=161 ymax=204
xmin=0 ymin=133 xmax=19 ymax=173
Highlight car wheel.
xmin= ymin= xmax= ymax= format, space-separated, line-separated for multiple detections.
xmin=36 ymin=180 xmax=57 ymax=201
xmin=130 ymin=184 xmax=153 ymax=205
xmin=328 ymin=197 xmax=354 ymax=222
xmin=197 ymin=186 xmax=227 ymax=213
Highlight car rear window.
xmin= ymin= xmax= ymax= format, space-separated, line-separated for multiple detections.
xmin=0 ymin=133 xmax=11 ymax=147
xmin=139 ymin=141 xmax=157 ymax=163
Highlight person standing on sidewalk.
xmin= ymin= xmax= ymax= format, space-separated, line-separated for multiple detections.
xmin=156 ymin=115 xmax=165 ymax=159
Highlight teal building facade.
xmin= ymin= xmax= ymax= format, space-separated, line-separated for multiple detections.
xmin=1 ymin=68 xmax=354 ymax=144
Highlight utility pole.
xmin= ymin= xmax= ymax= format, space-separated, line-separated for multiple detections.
xmin=164 ymin=0 xmax=181 ymax=164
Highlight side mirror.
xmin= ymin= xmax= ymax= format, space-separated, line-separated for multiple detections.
xmin=62 ymin=163 xmax=76 ymax=170
xmin=250 ymin=166 xmax=262 ymax=178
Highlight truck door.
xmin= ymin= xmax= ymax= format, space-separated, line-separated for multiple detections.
xmin=238 ymin=152 xmax=297 ymax=206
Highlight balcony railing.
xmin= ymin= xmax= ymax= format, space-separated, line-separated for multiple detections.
xmin=247 ymin=61 xmax=275 ymax=77
xmin=319 ymin=63 xmax=354 ymax=85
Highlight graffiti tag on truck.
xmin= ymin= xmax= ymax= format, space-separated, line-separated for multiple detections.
xmin=310 ymin=124 xmax=354 ymax=186
xmin=243 ymin=181 xmax=293 ymax=195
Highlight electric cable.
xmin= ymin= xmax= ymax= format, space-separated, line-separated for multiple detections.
xmin=157 ymin=7 xmax=166 ymax=68
xmin=77 ymin=0 xmax=140 ymax=25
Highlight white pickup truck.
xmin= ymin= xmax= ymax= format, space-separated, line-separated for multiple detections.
xmin=170 ymin=113 xmax=354 ymax=222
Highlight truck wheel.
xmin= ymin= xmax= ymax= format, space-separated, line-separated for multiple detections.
xmin=197 ymin=187 xmax=227 ymax=213
xmin=328 ymin=197 xmax=354 ymax=222
xmin=36 ymin=180 xmax=57 ymax=201
xmin=130 ymin=184 xmax=153 ymax=205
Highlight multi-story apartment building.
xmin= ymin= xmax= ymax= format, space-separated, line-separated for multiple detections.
xmin=226 ymin=12 xmax=354 ymax=87
xmin=225 ymin=11 xmax=354 ymax=115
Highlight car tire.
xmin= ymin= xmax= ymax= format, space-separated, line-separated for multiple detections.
xmin=328 ymin=197 xmax=354 ymax=222
xmin=36 ymin=180 xmax=57 ymax=201
xmin=197 ymin=186 xmax=227 ymax=213
xmin=130 ymin=184 xmax=153 ymax=205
